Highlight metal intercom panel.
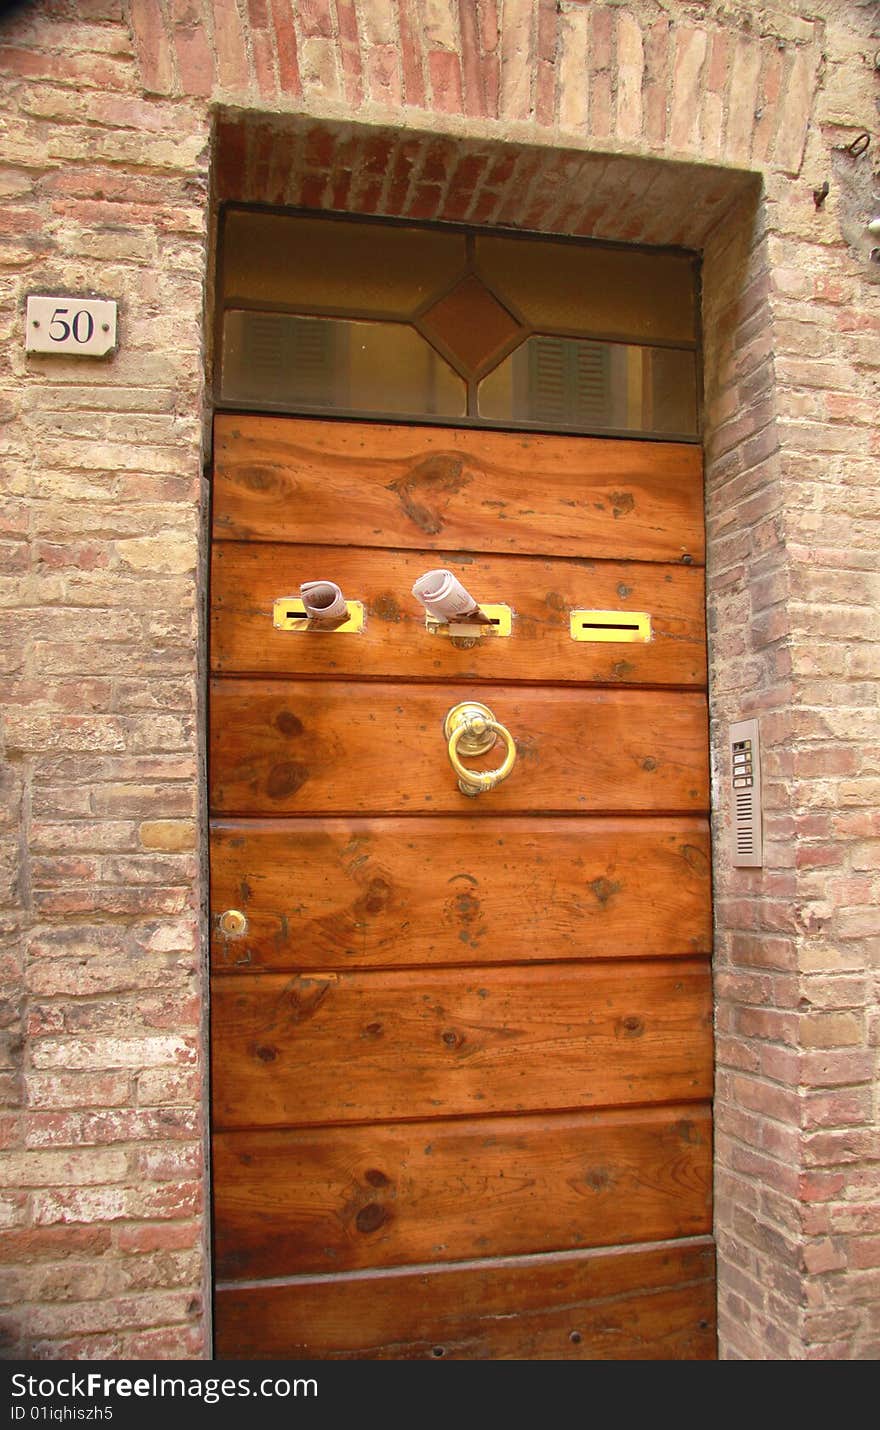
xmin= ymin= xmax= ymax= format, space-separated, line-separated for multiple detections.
xmin=730 ymin=717 xmax=763 ymax=868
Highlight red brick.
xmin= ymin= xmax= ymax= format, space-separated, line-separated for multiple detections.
xmin=115 ymin=1220 xmax=202 ymax=1254
xmin=170 ymin=1 xmax=215 ymax=98
xmin=795 ymin=842 xmax=847 ymax=869
xmin=299 ymin=0 xmax=334 ymax=38
xmin=270 ymin=0 xmax=302 ymax=95
xmin=249 ymin=13 xmax=278 ymax=98
xmin=734 ymin=1007 xmax=799 ymax=1044
xmin=850 ymin=1238 xmax=880 ymax=1270
xmin=408 ymin=184 xmax=443 ymax=220
xmin=25 ymin=1108 xmax=199 ymax=1148
xmin=392 ymin=0 xmax=424 ymax=108
xmin=135 ymin=1067 xmax=200 ymax=1106
xmin=803 ymin=1238 xmax=848 ymax=1273
xmin=428 ymin=49 xmax=464 ymax=114
xmin=0 ymin=1226 xmax=112 ymax=1262
xmin=590 ymin=71 xmax=612 ymax=141
xmin=469 ymin=188 xmax=500 ymax=225
xmin=385 ymin=136 xmax=423 ymax=213
xmin=774 ymin=47 xmax=816 ymax=173
xmin=210 ymin=0 xmax=249 ymax=89
xmin=135 ymin=1144 xmax=201 ymax=1181
xmin=589 ymin=4 xmax=612 ymax=69
xmin=479 ymin=0 xmax=500 ymax=115
xmin=642 ymin=14 xmax=669 ymax=145
xmin=129 ymin=0 xmax=175 ymax=93
xmin=121 ymin=1324 xmax=205 ymax=1358
xmin=457 ymin=0 xmax=484 ymax=117
xmin=729 ymin=1074 xmax=800 ymax=1124
xmin=0 ymin=45 xmax=134 ymax=88
xmin=25 ymin=1072 xmax=132 ymax=1110
xmin=535 ymin=0 xmax=557 ymax=127
xmin=137 ymin=1180 xmax=202 ymax=1220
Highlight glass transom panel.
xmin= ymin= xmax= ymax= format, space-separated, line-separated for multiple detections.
xmin=218 ymin=208 xmax=700 ymax=440
xmin=418 ymin=275 xmax=524 ymax=376
xmin=221 ymin=312 xmax=466 ymax=419
xmin=476 ymin=235 xmax=697 ymax=343
xmin=222 ymin=210 xmax=467 ymax=315
xmin=479 ymin=337 xmax=697 ymax=437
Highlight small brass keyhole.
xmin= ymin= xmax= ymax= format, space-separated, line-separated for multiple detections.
xmin=218 ymin=909 xmax=247 ymax=937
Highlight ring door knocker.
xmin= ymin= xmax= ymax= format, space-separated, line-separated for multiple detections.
xmin=444 ymin=702 xmax=518 ymax=798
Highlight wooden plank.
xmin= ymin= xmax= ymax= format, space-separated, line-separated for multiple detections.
xmin=211 ymin=542 xmax=707 ymax=687
xmin=210 ymin=816 xmax=712 ymax=972
xmin=213 ymin=1104 xmax=712 ymax=1279
xmin=212 ymin=414 xmax=705 ymax=564
xmin=210 ymin=959 xmax=712 ymax=1129
xmin=209 ymin=681 xmax=709 ymax=816
xmin=214 ymin=1238 xmax=716 ymax=1359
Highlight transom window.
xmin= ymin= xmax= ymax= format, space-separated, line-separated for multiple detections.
xmin=217 ymin=208 xmax=700 ymax=441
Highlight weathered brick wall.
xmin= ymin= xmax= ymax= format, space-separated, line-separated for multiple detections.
xmin=0 ymin=0 xmax=877 ymax=1359
xmin=0 ymin=0 xmax=211 ymax=1358
xmin=701 ymin=33 xmax=880 ymax=1350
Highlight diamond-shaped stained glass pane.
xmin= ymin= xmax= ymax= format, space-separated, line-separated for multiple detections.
xmin=418 ymin=274 xmax=523 ymax=377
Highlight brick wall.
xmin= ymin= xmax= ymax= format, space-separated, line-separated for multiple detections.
xmin=0 ymin=0 xmax=877 ymax=1359
xmin=0 ymin=0 xmax=210 ymax=1358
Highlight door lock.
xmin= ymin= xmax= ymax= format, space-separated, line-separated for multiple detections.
xmin=217 ymin=909 xmax=247 ymax=937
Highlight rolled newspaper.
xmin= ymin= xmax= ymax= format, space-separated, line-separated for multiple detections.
xmin=412 ymin=569 xmax=490 ymax=623
xmin=299 ymin=579 xmax=349 ymax=630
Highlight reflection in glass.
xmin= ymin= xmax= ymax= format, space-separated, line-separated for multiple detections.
xmin=478 ymin=336 xmax=698 ymax=436
xmin=221 ymin=311 xmax=467 ymax=418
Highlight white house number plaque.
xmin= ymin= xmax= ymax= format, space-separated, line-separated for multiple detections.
xmin=26 ymin=295 xmax=118 ymax=357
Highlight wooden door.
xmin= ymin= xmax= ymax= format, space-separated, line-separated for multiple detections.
xmin=209 ymin=414 xmax=715 ymax=1360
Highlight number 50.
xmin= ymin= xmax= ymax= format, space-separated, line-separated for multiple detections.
xmin=49 ymin=307 xmax=95 ymax=344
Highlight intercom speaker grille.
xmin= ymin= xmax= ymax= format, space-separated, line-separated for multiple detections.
xmin=729 ymin=718 xmax=763 ymax=868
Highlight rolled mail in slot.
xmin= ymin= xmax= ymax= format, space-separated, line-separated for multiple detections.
xmin=300 ymin=580 xmax=349 ymax=629
xmin=570 ymin=610 xmax=652 ymax=643
xmin=272 ymin=595 xmax=365 ymax=633
xmin=412 ymin=569 xmax=491 ymax=624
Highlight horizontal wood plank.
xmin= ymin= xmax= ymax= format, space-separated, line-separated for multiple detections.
xmin=209 ymin=681 xmax=709 ymax=815
xmin=214 ymin=1239 xmax=716 ymax=1359
xmin=211 ymin=542 xmax=707 ymax=686
xmin=213 ymin=1104 xmax=712 ymax=1279
xmin=210 ymin=816 xmax=712 ymax=971
xmin=211 ymin=959 xmax=712 ymax=1129
xmin=212 ymin=415 xmax=705 ymax=564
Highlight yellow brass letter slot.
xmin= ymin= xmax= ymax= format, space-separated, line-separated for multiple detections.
xmin=425 ymin=603 xmax=512 ymax=638
xmin=570 ymin=610 xmax=652 ymax=643
xmin=273 ymin=598 xmax=365 ymax=633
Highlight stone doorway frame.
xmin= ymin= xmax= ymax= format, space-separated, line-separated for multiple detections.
xmin=205 ymin=107 xmax=787 ymax=1359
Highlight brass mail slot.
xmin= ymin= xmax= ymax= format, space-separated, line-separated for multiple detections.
xmin=273 ymin=598 xmax=365 ymax=633
xmin=570 ymin=610 xmax=652 ymax=643
xmin=425 ymin=603 xmax=512 ymax=638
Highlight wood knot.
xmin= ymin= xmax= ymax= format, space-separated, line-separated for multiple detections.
xmin=274 ymin=710 xmax=303 ymax=736
xmin=355 ymin=1203 xmax=387 ymax=1234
